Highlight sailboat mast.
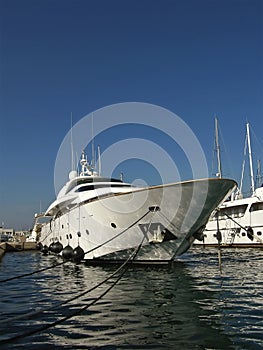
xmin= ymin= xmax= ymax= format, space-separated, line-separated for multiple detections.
xmin=215 ymin=117 xmax=222 ymax=178
xmin=246 ymin=122 xmax=255 ymax=194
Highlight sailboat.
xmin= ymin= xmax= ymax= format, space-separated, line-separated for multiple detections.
xmin=33 ymin=145 xmax=236 ymax=263
xmin=194 ymin=120 xmax=263 ymax=247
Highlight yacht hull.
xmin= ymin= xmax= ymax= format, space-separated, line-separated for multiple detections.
xmin=39 ymin=178 xmax=236 ymax=261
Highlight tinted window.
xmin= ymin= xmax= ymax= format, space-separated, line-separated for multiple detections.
xmin=66 ymin=177 xmax=123 ymax=194
xmin=76 ymin=183 xmax=131 ymax=192
xmin=216 ymin=204 xmax=248 ymax=220
xmin=250 ymin=202 xmax=263 ymax=212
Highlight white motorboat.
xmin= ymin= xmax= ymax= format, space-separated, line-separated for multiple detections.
xmin=36 ymin=150 xmax=236 ymax=263
xmin=194 ymin=121 xmax=263 ymax=247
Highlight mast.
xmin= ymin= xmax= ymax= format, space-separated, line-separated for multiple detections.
xmin=214 ymin=117 xmax=222 ymax=178
xmin=80 ymin=150 xmax=92 ymax=176
xmin=247 ymin=122 xmax=255 ymax=194
xmin=239 ymin=131 xmax=247 ymax=195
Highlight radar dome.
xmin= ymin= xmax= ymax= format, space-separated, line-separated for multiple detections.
xmin=69 ymin=170 xmax=78 ymax=180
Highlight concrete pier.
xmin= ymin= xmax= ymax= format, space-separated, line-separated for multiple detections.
xmin=0 ymin=243 xmax=5 ymax=260
xmin=0 ymin=242 xmax=37 ymax=260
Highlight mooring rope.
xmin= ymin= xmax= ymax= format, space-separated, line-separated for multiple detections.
xmin=0 ymin=210 xmax=151 ymax=284
xmin=1 ymin=212 xmax=154 ymax=325
xmin=0 ymin=258 xmax=67 ymax=283
xmin=79 ymin=209 xmax=151 ymax=255
xmin=219 ymin=210 xmax=263 ymax=243
xmin=0 ymin=239 xmax=144 ymax=345
xmin=0 ymin=239 xmax=143 ymax=325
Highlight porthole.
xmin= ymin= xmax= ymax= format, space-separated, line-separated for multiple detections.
xmin=69 ymin=234 xmax=72 ymax=239
xmin=111 ymin=222 xmax=117 ymax=228
xmin=242 ymin=232 xmax=246 ymax=236
xmin=66 ymin=234 xmax=69 ymax=239
xmin=257 ymin=231 xmax=262 ymax=236
xmin=77 ymin=232 xmax=81 ymax=237
xmin=62 ymin=224 xmax=64 ymax=229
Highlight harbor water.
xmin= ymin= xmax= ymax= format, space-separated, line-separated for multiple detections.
xmin=0 ymin=247 xmax=262 ymax=349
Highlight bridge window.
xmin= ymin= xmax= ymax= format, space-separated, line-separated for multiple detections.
xmin=250 ymin=202 xmax=263 ymax=212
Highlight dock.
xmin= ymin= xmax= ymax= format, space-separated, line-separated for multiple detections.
xmin=0 ymin=242 xmax=37 ymax=260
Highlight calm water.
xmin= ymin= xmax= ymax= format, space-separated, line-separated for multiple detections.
xmin=0 ymin=247 xmax=262 ymax=349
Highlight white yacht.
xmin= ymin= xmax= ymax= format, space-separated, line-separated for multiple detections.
xmin=196 ymin=187 xmax=263 ymax=247
xmin=194 ymin=122 xmax=263 ymax=247
xmin=35 ymin=151 xmax=236 ymax=263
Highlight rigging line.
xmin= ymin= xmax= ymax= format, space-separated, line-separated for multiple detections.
xmin=250 ymin=124 xmax=263 ymax=151
xmin=0 ymin=240 xmax=144 ymax=346
xmin=0 ymin=210 xmax=150 ymax=284
xmin=240 ymin=129 xmax=248 ymax=194
xmin=0 ymin=238 xmax=144 ymax=325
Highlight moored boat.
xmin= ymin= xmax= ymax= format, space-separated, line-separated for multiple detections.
xmin=194 ymin=122 xmax=263 ymax=247
xmin=36 ymin=150 xmax=236 ymax=262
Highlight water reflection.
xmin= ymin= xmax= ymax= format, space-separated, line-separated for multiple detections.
xmin=0 ymin=248 xmax=262 ymax=349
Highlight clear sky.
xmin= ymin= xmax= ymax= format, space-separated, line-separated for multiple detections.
xmin=1 ymin=0 xmax=263 ymax=230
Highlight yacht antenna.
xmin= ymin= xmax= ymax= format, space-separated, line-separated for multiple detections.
xmin=98 ymin=145 xmax=101 ymax=176
xmin=70 ymin=112 xmax=74 ymax=171
xmin=91 ymin=113 xmax=95 ymax=172
xmin=247 ymin=122 xmax=255 ymax=194
xmin=214 ymin=117 xmax=222 ymax=178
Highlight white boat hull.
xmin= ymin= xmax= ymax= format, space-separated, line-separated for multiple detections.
xmin=194 ymin=189 xmax=263 ymax=247
xmin=39 ymin=178 xmax=236 ymax=261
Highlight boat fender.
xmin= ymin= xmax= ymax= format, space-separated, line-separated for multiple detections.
xmin=41 ymin=245 xmax=49 ymax=255
xmin=36 ymin=242 xmax=43 ymax=250
xmin=216 ymin=230 xmax=222 ymax=243
xmin=48 ymin=242 xmax=56 ymax=252
xmin=62 ymin=245 xmax=74 ymax=260
xmin=72 ymin=246 xmax=85 ymax=263
xmin=247 ymin=226 xmax=254 ymax=241
xmin=52 ymin=241 xmax=63 ymax=254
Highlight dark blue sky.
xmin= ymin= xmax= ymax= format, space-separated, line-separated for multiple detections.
xmin=1 ymin=0 xmax=263 ymax=229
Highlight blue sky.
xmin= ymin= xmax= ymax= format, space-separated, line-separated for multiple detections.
xmin=1 ymin=0 xmax=263 ymax=230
